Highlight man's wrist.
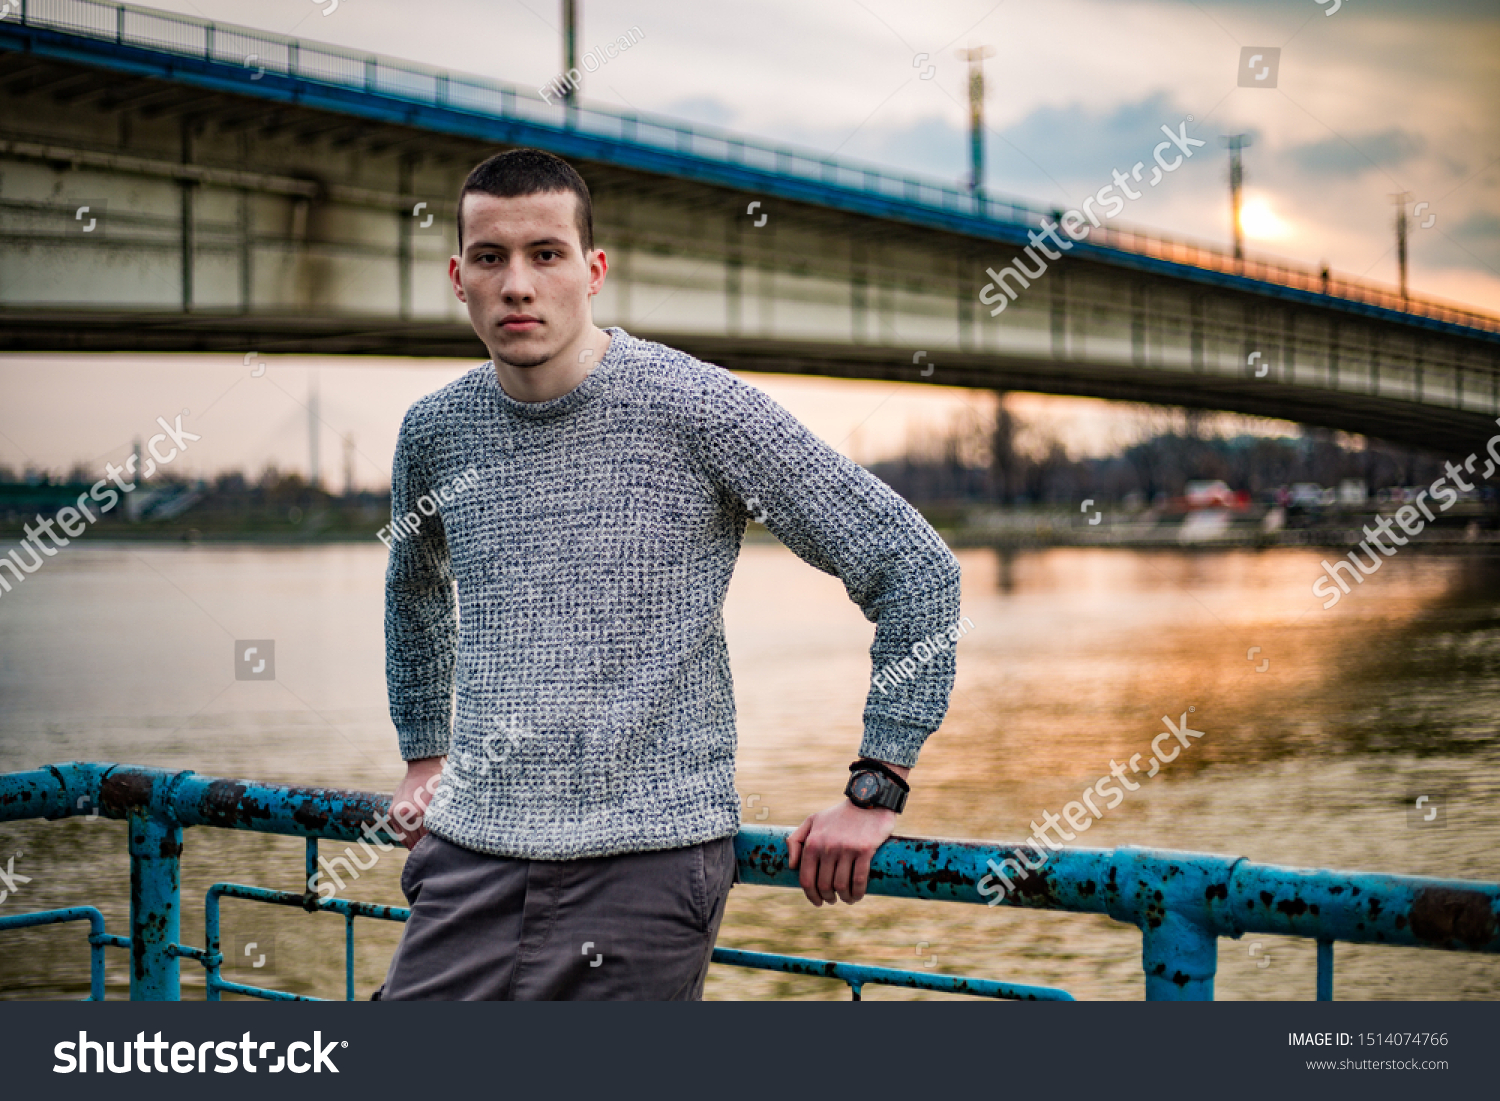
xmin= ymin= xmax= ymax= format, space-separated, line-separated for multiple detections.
xmin=860 ymin=806 xmax=898 ymax=819
xmin=850 ymin=757 xmax=910 ymax=788
xmin=852 ymin=759 xmax=906 ymax=786
xmin=845 ymin=759 xmax=910 ymax=812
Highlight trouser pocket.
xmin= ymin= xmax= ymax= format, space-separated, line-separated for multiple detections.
xmin=399 ymin=832 xmax=439 ymax=904
xmin=693 ymin=836 xmax=737 ymax=931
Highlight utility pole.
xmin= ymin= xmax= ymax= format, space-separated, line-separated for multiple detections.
xmin=1221 ymin=133 xmax=1252 ymax=260
xmin=956 ymin=46 xmax=994 ymax=199
xmin=343 ymin=433 xmax=356 ymax=498
xmin=308 ymin=372 xmax=320 ymax=490
xmin=562 ymin=0 xmax=579 ymax=107
xmin=1392 ymin=191 xmax=1411 ymax=300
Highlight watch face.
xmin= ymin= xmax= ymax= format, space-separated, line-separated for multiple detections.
xmin=850 ymin=772 xmax=882 ymax=804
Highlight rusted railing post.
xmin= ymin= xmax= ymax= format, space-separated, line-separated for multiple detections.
xmin=1140 ymin=910 xmax=1218 ymax=1000
xmin=103 ymin=767 xmax=187 ymax=1000
xmin=127 ymin=808 xmax=182 ymax=1000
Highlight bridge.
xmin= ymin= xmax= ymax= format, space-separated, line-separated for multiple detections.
xmin=2 ymin=0 xmax=1498 ymax=454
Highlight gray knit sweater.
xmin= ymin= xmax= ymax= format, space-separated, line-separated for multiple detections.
xmin=385 ymin=327 xmax=962 ymax=859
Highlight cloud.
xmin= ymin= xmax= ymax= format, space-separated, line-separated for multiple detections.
xmin=1448 ymin=210 xmax=1500 ymax=243
xmin=760 ymin=90 xmax=1211 ymax=209
xmin=985 ymin=91 xmax=1204 ymax=201
xmin=1287 ymin=128 xmax=1428 ymax=177
xmin=1164 ymin=0 xmax=1499 ymax=16
xmin=660 ymin=96 xmax=739 ymax=129
xmin=851 ymin=115 xmax=971 ymax=187
xmin=1434 ymin=210 xmax=1500 ymax=271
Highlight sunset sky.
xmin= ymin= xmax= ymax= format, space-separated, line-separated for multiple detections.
xmin=2 ymin=0 xmax=1495 ymax=486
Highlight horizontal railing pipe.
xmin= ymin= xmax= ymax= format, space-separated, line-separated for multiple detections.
xmin=0 ymin=906 xmax=110 ymax=1000
xmin=0 ymin=763 xmax=406 ymax=845
xmin=7 ymin=764 xmax=1499 ymax=956
xmin=4 ymin=763 xmax=1499 ymax=1001
xmin=736 ymin=829 xmax=1500 ymax=954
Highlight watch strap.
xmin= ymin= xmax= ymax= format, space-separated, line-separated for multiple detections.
xmin=849 ymin=757 xmax=909 ymax=792
xmin=844 ymin=768 xmax=908 ymax=813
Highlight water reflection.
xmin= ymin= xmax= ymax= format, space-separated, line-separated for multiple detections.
xmin=1 ymin=542 xmax=1497 ymax=999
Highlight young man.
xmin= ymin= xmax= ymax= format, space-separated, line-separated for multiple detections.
xmin=374 ymin=148 xmax=962 ymax=1000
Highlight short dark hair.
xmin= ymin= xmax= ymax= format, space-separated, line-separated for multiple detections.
xmin=457 ymin=148 xmax=594 ymax=254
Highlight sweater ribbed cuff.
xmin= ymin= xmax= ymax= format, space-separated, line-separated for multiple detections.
xmin=858 ymin=716 xmax=932 ymax=769
xmin=397 ymin=722 xmax=451 ymax=762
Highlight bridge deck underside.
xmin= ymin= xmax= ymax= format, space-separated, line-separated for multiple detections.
xmin=2 ymin=43 xmax=1497 ymax=457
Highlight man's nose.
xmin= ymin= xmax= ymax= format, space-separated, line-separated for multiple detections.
xmin=499 ymin=258 xmax=535 ymax=301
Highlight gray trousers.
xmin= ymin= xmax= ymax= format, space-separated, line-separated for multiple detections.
xmin=374 ymin=830 xmax=738 ymax=1000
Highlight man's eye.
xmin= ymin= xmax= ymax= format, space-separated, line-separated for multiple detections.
xmin=476 ymin=253 xmax=499 ymax=263
xmin=537 ymin=250 xmax=560 ymax=261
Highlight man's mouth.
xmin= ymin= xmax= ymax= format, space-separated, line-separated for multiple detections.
xmin=499 ymin=315 xmax=542 ymax=333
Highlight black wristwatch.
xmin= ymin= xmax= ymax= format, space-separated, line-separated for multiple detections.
xmin=844 ymin=759 xmax=908 ymax=813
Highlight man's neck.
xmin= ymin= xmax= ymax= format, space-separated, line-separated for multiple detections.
xmin=493 ymin=326 xmax=612 ymax=403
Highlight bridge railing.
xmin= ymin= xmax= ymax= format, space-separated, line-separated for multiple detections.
xmin=2 ymin=762 xmax=1497 ymax=1001
xmin=1090 ymin=224 xmax=1496 ymax=332
xmin=7 ymin=0 xmax=1500 ymax=337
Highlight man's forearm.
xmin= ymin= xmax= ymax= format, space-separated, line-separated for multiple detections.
xmin=385 ymin=419 xmax=459 ymax=760
xmin=693 ymin=367 xmax=960 ymax=770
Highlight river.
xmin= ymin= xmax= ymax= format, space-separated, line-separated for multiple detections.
xmin=1 ymin=541 xmax=1497 ymax=1000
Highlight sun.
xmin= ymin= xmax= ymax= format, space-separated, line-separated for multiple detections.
xmin=1239 ymin=197 xmax=1289 ymax=239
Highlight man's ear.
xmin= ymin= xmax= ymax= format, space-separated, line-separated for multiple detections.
xmin=587 ymin=247 xmax=609 ymax=297
xmin=449 ymin=255 xmax=466 ymax=303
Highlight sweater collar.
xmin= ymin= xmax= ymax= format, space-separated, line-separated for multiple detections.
xmin=485 ymin=326 xmax=629 ymax=420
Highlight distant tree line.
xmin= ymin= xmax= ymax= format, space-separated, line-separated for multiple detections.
xmin=0 ymin=400 xmax=1467 ymax=519
xmin=866 ymin=402 xmax=1460 ymax=507
xmin=0 ymin=465 xmax=386 ymax=536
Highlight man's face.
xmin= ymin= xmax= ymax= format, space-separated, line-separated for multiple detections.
xmin=449 ymin=190 xmax=606 ymax=368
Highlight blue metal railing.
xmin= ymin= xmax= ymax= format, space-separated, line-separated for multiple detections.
xmin=3 ymin=0 xmax=1499 ymax=339
xmin=2 ymin=762 xmax=1498 ymax=1000
xmin=0 ymin=907 xmax=115 ymax=1000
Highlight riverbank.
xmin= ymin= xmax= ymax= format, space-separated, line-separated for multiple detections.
xmin=5 ymin=498 xmax=1497 ymax=551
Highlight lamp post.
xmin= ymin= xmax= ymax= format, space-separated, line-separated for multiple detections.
xmin=1221 ymin=133 xmax=1252 ymax=261
xmin=956 ymin=46 xmax=995 ymax=200
xmin=1391 ymin=191 xmax=1412 ymax=300
xmin=562 ymin=0 xmax=579 ymax=107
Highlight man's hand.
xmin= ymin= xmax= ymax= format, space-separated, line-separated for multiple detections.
xmin=786 ymin=762 xmax=909 ymax=905
xmin=390 ymin=756 xmax=445 ymax=850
